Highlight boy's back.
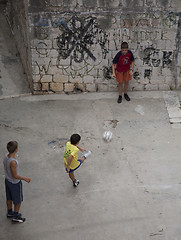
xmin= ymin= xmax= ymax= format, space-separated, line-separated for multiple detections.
xmin=64 ymin=141 xmax=79 ymax=170
xmin=3 ymin=154 xmax=20 ymax=184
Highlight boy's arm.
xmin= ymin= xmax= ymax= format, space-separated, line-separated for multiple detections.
xmin=77 ymin=145 xmax=86 ymax=152
xmin=130 ymin=61 xmax=135 ymax=76
xmin=130 ymin=61 xmax=134 ymax=70
xmin=10 ymin=161 xmax=31 ymax=183
xmin=66 ymin=155 xmax=73 ymax=173
xmin=111 ymin=51 xmax=121 ymax=78
xmin=111 ymin=64 xmax=116 ymax=77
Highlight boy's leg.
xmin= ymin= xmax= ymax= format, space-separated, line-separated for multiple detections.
xmin=7 ymin=200 xmax=12 ymax=210
xmin=7 ymin=201 xmax=22 ymax=218
xmin=6 ymin=200 xmax=14 ymax=218
xmin=116 ymin=72 xmax=123 ymax=103
xmin=118 ymin=82 xmax=123 ymax=96
xmin=12 ymin=202 xmax=25 ymax=222
xmin=124 ymin=81 xmax=129 ymax=94
xmin=69 ymin=172 xmax=79 ymax=187
xmin=5 ymin=180 xmax=14 ymax=217
xmin=68 ymin=159 xmax=85 ymax=187
xmin=117 ymin=82 xmax=123 ymax=103
xmin=11 ymin=181 xmax=25 ymax=222
xmin=14 ymin=203 xmax=21 ymax=213
xmin=13 ymin=183 xmax=22 ymax=216
xmin=123 ymin=71 xmax=131 ymax=101
xmin=124 ymin=81 xmax=130 ymax=101
xmin=80 ymin=156 xmax=86 ymax=163
xmin=69 ymin=172 xmax=75 ymax=182
xmin=68 ymin=159 xmax=84 ymax=182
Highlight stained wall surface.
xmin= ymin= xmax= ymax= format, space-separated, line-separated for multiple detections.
xmin=7 ymin=0 xmax=181 ymax=93
xmin=5 ymin=0 xmax=32 ymax=90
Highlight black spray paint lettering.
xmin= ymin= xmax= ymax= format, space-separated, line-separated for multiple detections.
xmin=103 ymin=66 xmax=112 ymax=79
xmin=152 ymin=59 xmax=161 ymax=67
xmin=143 ymin=47 xmax=159 ymax=65
xmin=35 ymin=59 xmax=52 ymax=74
xmin=162 ymin=51 xmax=172 ymax=68
xmin=144 ymin=69 xmax=152 ymax=79
xmin=56 ymin=16 xmax=108 ymax=63
xmin=133 ymin=71 xmax=140 ymax=80
xmin=36 ymin=42 xmax=49 ymax=56
xmin=143 ymin=47 xmax=172 ymax=68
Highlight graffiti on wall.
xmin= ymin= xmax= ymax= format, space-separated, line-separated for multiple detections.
xmin=31 ymin=10 xmax=179 ymax=88
xmin=143 ymin=47 xmax=172 ymax=68
xmin=121 ymin=12 xmax=178 ymax=28
xmin=33 ymin=14 xmax=66 ymax=27
xmin=35 ymin=59 xmax=52 ymax=75
xmin=121 ymin=29 xmax=176 ymax=42
xmin=56 ymin=16 xmax=108 ymax=63
xmin=120 ymin=12 xmax=179 ymax=47
xmin=32 ymin=14 xmax=109 ymax=79
xmin=119 ymin=11 xmax=178 ymax=83
xmin=131 ymin=47 xmax=173 ymax=81
xmin=55 ymin=16 xmax=109 ymax=78
xmin=144 ymin=69 xmax=152 ymax=79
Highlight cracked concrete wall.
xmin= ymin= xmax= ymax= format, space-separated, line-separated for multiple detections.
xmin=7 ymin=0 xmax=181 ymax=93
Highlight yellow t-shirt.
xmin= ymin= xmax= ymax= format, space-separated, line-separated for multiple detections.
xmin=64 ymin=142 xmax=79 ymax=169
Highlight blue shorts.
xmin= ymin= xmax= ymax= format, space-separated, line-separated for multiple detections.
xmin=5 ymin=179 xmax=23 ymax=205
xmin=66 ymin=160 xmax=82 ymax=173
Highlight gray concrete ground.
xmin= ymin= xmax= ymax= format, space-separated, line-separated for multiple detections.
xmin=0 ymin=91 xmax=181 ymax=240
xmin=1 ymin=4 xmax=181 ymax=240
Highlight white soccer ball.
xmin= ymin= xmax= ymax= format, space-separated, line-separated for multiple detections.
xmin=103 ymin=131 xmax=113 ymax=142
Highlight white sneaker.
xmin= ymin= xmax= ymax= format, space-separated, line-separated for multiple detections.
xmin=83 ymin=151 xmax=91 ymax=158
xmin=73 ymin=179 xmax=79 ymax=187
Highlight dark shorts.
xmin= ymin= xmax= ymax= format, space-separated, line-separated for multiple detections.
xmin=66 ymin=159 xmax=82 ymax=173
xmin=5 ymin=179 xmax=23 ymax=205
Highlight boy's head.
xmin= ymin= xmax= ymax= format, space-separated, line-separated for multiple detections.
xmin=121 ymin=42 xmax=129 ymax=55
xmin=70 ymin=134 xmax=81 ymax=145
xmin=7 ymin=141 xmax=18 ymax=153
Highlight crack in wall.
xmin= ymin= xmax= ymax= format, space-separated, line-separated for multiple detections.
xmin=174 ymin=13 xmax=181 ymax=89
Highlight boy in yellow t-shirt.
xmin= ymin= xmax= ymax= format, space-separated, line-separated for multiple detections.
xmin=64 ymin=134 xmax=91 ymax=187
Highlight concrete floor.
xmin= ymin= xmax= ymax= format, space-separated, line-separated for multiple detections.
xmin=0 ymin=91 xmax=181 ymax=240
xmin=0 ymin=3 xmax=181 ymax=240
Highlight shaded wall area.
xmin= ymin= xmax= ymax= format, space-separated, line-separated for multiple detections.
xmin=6 ymin=0 xmax=32 ymax=91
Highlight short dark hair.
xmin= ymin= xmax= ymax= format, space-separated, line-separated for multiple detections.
xmin=121 ymin=42 xmax=128 ymax=49
xmin=7 ymin=141 xmax=18 ymax=153
xmin=70 ymin=134 xmax=81 ymax=145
